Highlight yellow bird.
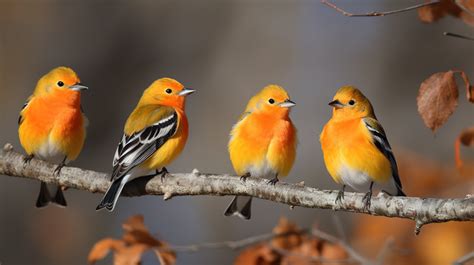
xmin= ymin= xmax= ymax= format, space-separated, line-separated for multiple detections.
xmin=225 ymin=85 xmax=297 ymax=219
xmin=320 ymin=86 xmax=405 ymax=208
xmin=18 ymin=66 xmax=88 ymax=207
xmin=96 ymin=78 xmax=195 ymax=211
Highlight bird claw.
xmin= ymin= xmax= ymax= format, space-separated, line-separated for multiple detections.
xmin=362 ymin=191 xmax=372 ymax=210
xmin=335 ymin=190 xmax=345 ymax=204
xmin=267 ymin=177 xmax=279 ymax=185
xmin=240 ymin=173 xmax=250 ymax=182
xmin=158 ymin=167 xmax=169 ymax=183
xmin=54 ymin=164 xmax=64 ymax=177
xmin=23 ymin=155 xmax=34 ymax=164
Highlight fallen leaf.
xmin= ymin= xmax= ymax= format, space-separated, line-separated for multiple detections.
xmin=271 ymin=217 xmax=304 ymax=250
xmin=88 ymin=238 xmax=125 ymax=264
xmin=234 ymin=244 xmax=280 ymax=265
xmin=417 ymin=71 xmax=459 ymax=131
xmin=455 ymin=127 xmax=474 ymax=169
xmin=88 ymin=215 xmax=176 ymax=265
xmin=458 ymin=71 xmax=474 ymax=103
xmin=418 ymin=0 xmax=461 ymax=23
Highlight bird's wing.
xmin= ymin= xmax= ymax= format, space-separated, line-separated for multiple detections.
xmin=111 ymin=107 xmax=178 ymax=181
xmin=18 ymin=100 xmax=30 ymax=125
xmin=362 ymin=117 xmax=403 ymax=191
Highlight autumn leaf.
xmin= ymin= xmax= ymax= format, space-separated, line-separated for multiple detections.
xmin=459 ymin=71 xmax=474 ymax=103
xmin=455 ymin=127 xmax=474 ymax=170
xmin=235 ymin=218 xmax=350 ymax=265
xmin=417 ymin=0 xmax=474 ymax=26
xmin=417 ymin=71 xmax=459 ymax=132
xmin=88 ymin=215 xmax=176 ymax=265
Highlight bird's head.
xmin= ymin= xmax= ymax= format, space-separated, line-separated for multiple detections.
xmin=245 ymin=84 xmax=295 ymax=117
xmin=140 ymin=78 xmax=195 ymax=110
xmin=328 ymin=86 xmax=375 ymax=120
xmin=34 ymin=66 xmax=88 ymax=96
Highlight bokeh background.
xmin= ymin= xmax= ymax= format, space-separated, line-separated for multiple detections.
xmin=0 ymin=0 xmax=473 ymax=264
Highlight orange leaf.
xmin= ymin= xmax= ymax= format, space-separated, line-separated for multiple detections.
xmin=89 ymin=215 xmax=176 ymax=265
xmin=113 ymin=244 xmax=149 ymax=265
xmin=417 ymin=71 xmax=459 ymax=131
xmin=458 ymin=71 xmax=474 ymax=103
xmin=455 ymin=127 xmax=474 ymax=169
xmin=88 ymin=238 xmax=125 ymax=264
xmin=271 ymin=217 xmax=304 ymax=250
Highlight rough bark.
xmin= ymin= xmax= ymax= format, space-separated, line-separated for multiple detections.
xmin=0 ymin=143 xmax=472 ymax=234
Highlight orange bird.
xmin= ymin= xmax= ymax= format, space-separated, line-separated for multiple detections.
xmin=320 ymin=86 xmax=405 ymax=209
xmin=18 ymin=66 xmax=88 ymax=207
xmin=225 ymin=85 xmax=297 ymax=219
xmin=96 ymin=78 xmax=195 ymax=211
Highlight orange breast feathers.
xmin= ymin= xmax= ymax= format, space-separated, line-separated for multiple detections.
xmin=18 ymin=89 xmax=86 ymax=160
xmin=320 ymin=118 xmax=391 ymax=184
xmin=229 ymin=111 xmax=297 ymax=177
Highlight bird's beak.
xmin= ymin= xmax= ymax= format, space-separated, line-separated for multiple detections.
xmin=178 ymin=88 xmax=195 ymax=96
xmin=70 ymin=83 xmax=89 ymax=91
xmin=328 ymin=99 xmax=343 ymax=109
xmin=279 ymin=99 xmax=296 ymax=108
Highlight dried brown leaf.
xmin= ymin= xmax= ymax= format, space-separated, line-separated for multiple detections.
xmin=88 ymin=215 xmax=176 ymax=265
xmin=418 ymin=0 xmax=460 ymax=22
xmin=88 ymin=238 xmax=125 ymax=264
xmin=153 ymin=248 xmax=177 ymax=265
xmin=455 ymin=127 xmax=474 ymax=169
xmin=271 ymin=217 xmax=303 ymax=250
xmin=417 ymin=71 xmax=459 ymax=131
xmin=234 ymin=244 xmax=280 ymax=265
xmin=113 ymin=244 xmax=149 ymax=265
xmin=458 ymin=71 xmax=474 ymax=103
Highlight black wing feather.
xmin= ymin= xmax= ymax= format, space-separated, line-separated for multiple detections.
xmin=364 ymin=119 xmax=404 ymax=193
xmin=111 ymin=112 xmax=178 ymax=181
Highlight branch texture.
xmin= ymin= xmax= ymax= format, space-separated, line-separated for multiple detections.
xmin=0 ymin=144 xmax=472 ymax=234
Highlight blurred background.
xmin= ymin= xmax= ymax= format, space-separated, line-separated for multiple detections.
xmin=0 ymin=0 xmax=473 ymax=264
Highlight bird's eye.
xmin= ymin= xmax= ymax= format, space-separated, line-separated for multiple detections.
xmin=348 ymin=100 xmax=355 ymax=105
xmin=268 ymin=98 xmax=275 ymax=104
xmin=57 ymin=81 xmax=64 ymax=87
xmin=165 ymin=88 xmax=172 ymax=94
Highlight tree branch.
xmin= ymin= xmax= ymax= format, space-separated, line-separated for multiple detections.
xmin=0 ymin=143 xmax=473 ymax=234
xmin=321 ymin=0 xmax=441 ymax=17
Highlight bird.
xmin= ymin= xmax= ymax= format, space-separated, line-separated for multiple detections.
xmin=96 ymin=78 xmax=195 ymax=212
xmin=225 ymin=84 xmax=297 ymax=219
xmin=320 ymin=86 xmax=406 ymax=209
xmin=18 ymin=66 xmax=88 ymax=208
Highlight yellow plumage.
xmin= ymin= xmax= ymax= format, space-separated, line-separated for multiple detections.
xmin=96 ymin=77 xmax=194 ymax=211
xmin=320 ymin=86 xmax=405 ymax=207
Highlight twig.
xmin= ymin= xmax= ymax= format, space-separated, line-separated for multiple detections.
xmin=168 ymin=229 xmax=309 ymax=251
xmin=453 ymin=251 xmax=474 ymax=265
xmin=444 ymin=32 xmax=474 ymax=41
xmin=1 ymin=143 xmax=473 ymax=235
xmin=321 ymin=0 xmax=441 ymax=17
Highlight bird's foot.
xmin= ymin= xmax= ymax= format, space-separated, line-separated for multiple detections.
xmin=158 ymin=167 xmax=169 ymax=183
xmin=54 ymin=163 xmax=65 ymax=177
xmin=335 ymin=190 xmax=345 ymax=204
xmin=23 ymin=154 xmax=34 ymax=164
xmin=240 ymin=172 xmax=251 ymax=182
xmin=267 ymin=177 xmax=279 ymax=185
xmin=362 ymin=190 xmax=372 ymax=210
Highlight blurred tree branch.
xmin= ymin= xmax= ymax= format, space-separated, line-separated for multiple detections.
xmin=1 ymin=143 xmax=473 ymax=235
xmin=321 ymin=0 xmax=441 ymax=17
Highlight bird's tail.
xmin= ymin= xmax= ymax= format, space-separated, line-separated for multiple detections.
xmin=36 ymin=182 xmax=67 ymax=208
xmin=224 ymin=196 xmax=252 ymax=220
xmin=96 ymin=175 xmax=130 ymax=212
